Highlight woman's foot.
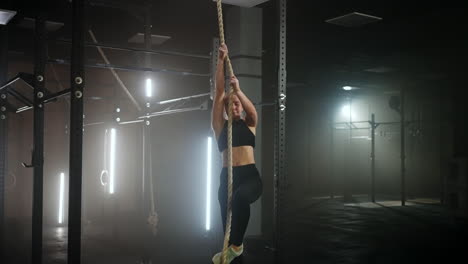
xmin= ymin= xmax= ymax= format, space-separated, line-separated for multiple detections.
xmin=212 ymin=244 xmax=243 ymax=264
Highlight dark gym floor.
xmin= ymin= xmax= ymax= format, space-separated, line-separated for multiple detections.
xmin=279 ymin=196 xmax=468 ymax=264
xmin=4 ymin=195 xmax=467 ymax=264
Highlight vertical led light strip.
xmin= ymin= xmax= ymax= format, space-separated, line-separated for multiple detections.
xmin=205 ymin=137 xmax=212 ymax=231
xmin=58 ymin=172 xmax=65 ymax=224
xmin=109 ymin=128 xmax=116 ymax=194
xmin=146 ymin=78 xmax=152 ymax=98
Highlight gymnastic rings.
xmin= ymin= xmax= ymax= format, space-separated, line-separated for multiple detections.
xmin=5 ymin=171 xmax=17 ymax=189
xmin=100 ymin=170 xmax=109 ymax=186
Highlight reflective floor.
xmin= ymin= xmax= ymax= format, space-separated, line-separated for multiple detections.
xmin=280 ymin=196 xmax=468 ymax=264
xmin=4 ymin=196 xmax=467 ymax=264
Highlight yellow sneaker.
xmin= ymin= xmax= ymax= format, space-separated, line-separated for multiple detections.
xmin=212 ymin=244 xmax=243 ymax=264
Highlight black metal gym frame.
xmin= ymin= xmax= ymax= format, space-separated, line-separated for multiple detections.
xmin=68 ymin=0 xmax=85 ymax=262
xmin=370 ymin=114 xmax=378 ymax=203
xmin=335 ymin=114 xmax=377 ymax=203
xmin=8 ymin=3 xmax=209 ymax=115
xmin=0 ymin=72 xmax=34 ymax=91
xmin=141 ymin=0 xmax=152 ymax=240
xmin=64 ymin=1 xmax=211 ymax=262
xmin=330 ymin=107 xmax=415 ymax=207
xmin=0 ymin=11 xmax=50 ymax=264
xmin=0 ymin=72 xmax=34 ymax=111
xmin=274 ymin=0 xmax=287 ymax=263
xmin=67 ymin=0 xmax=85 ymax=264
xmin=31 ymin=6 xmax=47 ymax=264
xmin=400 ymin=88 xmax=406 ymax=206
xmin=0 ymin=24 xmax=9 ymax=261
xmin=0 ymin=72 xmax=65 ymax=114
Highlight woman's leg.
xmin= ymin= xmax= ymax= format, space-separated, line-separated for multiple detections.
xmin=229 ymin=167 xmax=262 ymax=246
xmin=218 ymin=165 xmax=263 ymax=246
xmin=218 ymin=181 xmax=228 ymax=234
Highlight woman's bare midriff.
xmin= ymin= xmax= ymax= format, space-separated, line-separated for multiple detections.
xmin=222 ymin=146 xmax=255 ymax=167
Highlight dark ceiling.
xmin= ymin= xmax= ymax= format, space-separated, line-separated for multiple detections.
xmin=1 ymin=0 xmax=467 ymax=104
xmin=286 ymin=1 xmax=467 ymax=93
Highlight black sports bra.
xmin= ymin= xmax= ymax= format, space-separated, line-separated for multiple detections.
xmin=217 ymin=119 xmax=255 ymax=152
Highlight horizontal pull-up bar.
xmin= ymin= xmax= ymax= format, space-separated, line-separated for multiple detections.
xmin=331 ymin=119 xmax=448 ymax=130
xmin=157 ymin=93 xmax=210 ymax=105
xmin=83 ymin=105 xmax=206 ymax=127
xmin=138 ymin=106 xmax=206 ymax=119
xmin=15 ymin=96 xmax=60 ymax=114
xmin=0 ymin=72 xmax=34 ymax=91
xmin=48 ymin=59 xmax=210 ymax=77
xmin=55 ymin=39 xmax=211 ymax=60
xmin=44 ymin=89 xmax=70 ymax=103
xmin=0 ymin=76 xmax=20 ymax=91
xmin=16 ymin=106 xmax=33 ymax=114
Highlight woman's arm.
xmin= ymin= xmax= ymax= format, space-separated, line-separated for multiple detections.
xmin=230 ymin=76 xmax=258 ymax=127
xmin=211 ymin=44 xmax=228 ymax=136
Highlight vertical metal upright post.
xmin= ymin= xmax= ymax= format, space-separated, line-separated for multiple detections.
xmin=400 ymin=89 xmax=406 ymax=206
xmin=439 ymin=91 xmax=444 ymax=204
xmin=341 ymin=96 xmax=352 ymax=201
xmin=330 ymin=124 xmax=334 ymax=199
xmin=0 ymin=25 xmax=9 ymax=260
xmin=371 ymin=114 xmax=376 ymax=203
xmin=148 ymin=125 xmax=153 ymax=213
xmin=210 ymin=38 xmax=220 ymax=101
xmin=68 ymin=0 xmax=85 ymax=263
xmin=274 ymin=0 xmax=287 ymax=263
xmin=32 ymin=7 xmax=47 ymax=264
xmin=142 ymin=0 xmax=152 ymax=219
xmin=142 ymin=123 xmax=146 ymax=215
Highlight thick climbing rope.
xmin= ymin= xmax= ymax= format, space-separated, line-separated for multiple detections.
xmin=216 ymin=1 xmax=235 ymax=264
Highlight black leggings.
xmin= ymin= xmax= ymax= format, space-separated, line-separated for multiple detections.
xmin=218 ymin=164 xmax=263 ymax=246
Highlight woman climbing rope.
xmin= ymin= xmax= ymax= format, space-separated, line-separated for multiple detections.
xmin=211 ymin=43 xmax=263 ymax=264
